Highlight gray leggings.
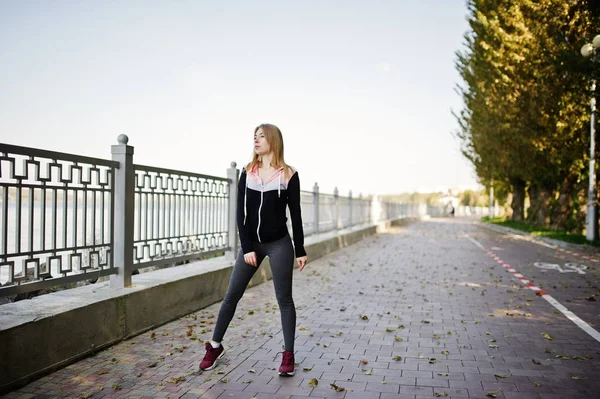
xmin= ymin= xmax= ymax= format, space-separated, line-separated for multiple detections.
xmin=212 ymin=234 xmax=297 ymax=351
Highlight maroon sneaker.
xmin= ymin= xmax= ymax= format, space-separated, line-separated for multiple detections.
xmin=199 ymin=342 xmax=225 ymax=371
xmin=278 ymin=350 xmax=295 ymax=376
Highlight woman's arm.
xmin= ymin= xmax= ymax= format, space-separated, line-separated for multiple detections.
xmin=237 ymin=169 xmax=253 ymax=254
xmin=287 ymin=171 xmax=307 ymax=257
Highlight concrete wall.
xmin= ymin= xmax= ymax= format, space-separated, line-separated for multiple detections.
xmin=0 ymin=219 xmax=411 ymax=394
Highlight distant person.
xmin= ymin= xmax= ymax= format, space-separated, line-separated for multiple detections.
xmin=449 ymin=205 xmax=455 ymax=217
xmin=199 ymin=123 xmax=307 ymax=376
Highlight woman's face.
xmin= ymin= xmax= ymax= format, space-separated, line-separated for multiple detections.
xmin=254 ymin=128 xmax=271 ymax=156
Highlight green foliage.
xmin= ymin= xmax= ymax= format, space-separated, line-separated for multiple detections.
xmin=459 ymin=189 xmax=489 ymax=207
xmin=455 ymin=0 xmax=600 ymax=231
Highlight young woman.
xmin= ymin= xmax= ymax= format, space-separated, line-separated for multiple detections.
xmin=199 ymin=123 xmax=308 ymax=376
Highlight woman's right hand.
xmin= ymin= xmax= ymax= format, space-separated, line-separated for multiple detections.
xmin=244 ymin=251 xmax=258 ymax=267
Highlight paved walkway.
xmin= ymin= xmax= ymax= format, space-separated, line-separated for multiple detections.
xmin=3 ymin=219 xmax=600 ymax=399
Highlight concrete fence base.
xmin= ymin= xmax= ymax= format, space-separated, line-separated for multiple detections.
xmin=0 ymin=218 xmax=412 ymax=394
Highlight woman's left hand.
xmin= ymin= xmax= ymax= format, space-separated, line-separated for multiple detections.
xmin=297 ymin=256 xmax=307 ymax=271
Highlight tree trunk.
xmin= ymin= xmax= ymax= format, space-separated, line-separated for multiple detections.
xmin=510 ymin=178 xmax=526 ymax=222
xmin=527 ymin=183 xmax=552 ymax=226
xmin=550 ymin=176 xmax=576 ymax=231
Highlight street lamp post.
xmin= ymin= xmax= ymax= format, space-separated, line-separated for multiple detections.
xmin=580 ymin=35 xmax=600 ymax=241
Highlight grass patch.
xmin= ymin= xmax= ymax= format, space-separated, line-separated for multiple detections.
xmin=482 ymin=216 xmax=600 ymax=247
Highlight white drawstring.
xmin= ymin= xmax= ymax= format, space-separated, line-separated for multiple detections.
xmin=244 ymin=170 xmax=248 ymax=225
xmin=245 ymin=167 xmax=282 ymax=224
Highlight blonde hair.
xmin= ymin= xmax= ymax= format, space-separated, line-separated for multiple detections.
xmin=247 ymin=123 xmax=292 ymax=178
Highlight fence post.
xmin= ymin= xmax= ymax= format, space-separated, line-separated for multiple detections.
xmin=226 ymin=162 xmax=239 ymax=260
xmin=313 ymin=182 xmax=319 ymax=235
xmin=348 ymin=190 xmax=353 ymax=228
xmin=334 ymin=187 xmax=339 ymax=231
xmin=110 ymin=134 xmax=135 ymax=289
xmin=358 ymin=193 xmax=363 ymax=224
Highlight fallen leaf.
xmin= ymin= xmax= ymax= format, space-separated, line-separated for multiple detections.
xmin=393 ymin=355 xmax=402 ymax=361
xmin=532 ymin=382 xmax=541 ymax=387
xmin=572 ymin=376 xmax=587 ymax=380
xmin=495 ymin=373 xmax=509 ymax=378
xmin=532 ymin=359 xmax=541 ymax=365
xmin=308 ymin=378 xmax=319 ymax=387
xmin=248 ymin=369 xmax=256 ymax=373
xmin=330 ymin=383 xmax=345 ymax=392
xmin=438 ymin=373 xmax=449 ymax=376
xmin=167 ymin=376 xmax=185 ymax=384
xmin=441 ymin=350 xmax=449 ymax=355
xmin=302 ymin=367 xmax=312 ymax=371
xmin=360 ymin=359 xmax=369 ymax=364
xmin=541 ymin=332 xmax=553 ymax=341
xmin=434 ymin=392 xmax=448 ymax=397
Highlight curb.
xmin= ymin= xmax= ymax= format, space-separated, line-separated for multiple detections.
xmin=478 ymin=221 xmax=600 ymax=254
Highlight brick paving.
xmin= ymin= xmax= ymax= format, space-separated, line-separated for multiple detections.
xmin=3 ymin=219 xmax=600 ymax=398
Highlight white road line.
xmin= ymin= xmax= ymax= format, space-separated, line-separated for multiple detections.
xmin=466 ymin=235 xmax=600 ymax=344
xmin=543 ymin=295 xmax=600 ymax=343
xmin=467 ymin=236 xmax=485 ymax=250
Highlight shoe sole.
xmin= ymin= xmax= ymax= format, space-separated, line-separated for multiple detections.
xmin=200 ymin=347 xmax=226 ymax=371
xmin=278 ymin=370 xmax=295 ymax=376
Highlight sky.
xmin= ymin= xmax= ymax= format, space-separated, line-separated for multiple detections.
xmin=0 ymin=0 xmax=481 ymax=197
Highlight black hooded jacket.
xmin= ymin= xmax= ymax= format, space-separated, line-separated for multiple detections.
xmin=237 ymin=165 xmax=306 ymax=257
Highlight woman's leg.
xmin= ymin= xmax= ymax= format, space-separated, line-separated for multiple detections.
xmin=267 ymin=236 xmax=296 ymax=352
xmin=212 ymin=249 xmax=265 ymax=343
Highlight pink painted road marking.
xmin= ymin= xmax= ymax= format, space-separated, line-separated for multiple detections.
xmin=481 ymin=244 xmax=548 ymax=296
xmin=467 ymin=235 xmax=600 ymax=343
xmin=556 ymin=247 xmax=599 ymax=263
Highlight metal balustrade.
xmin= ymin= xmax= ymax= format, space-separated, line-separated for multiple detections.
xmin=1 ymin=135 xmax=422 ymax=298
xmin=0 ymin=143 xmax=118 ymax=296
xmin=132 ymin=165 xmax=230 ymax=271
